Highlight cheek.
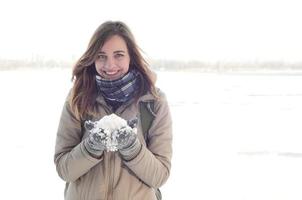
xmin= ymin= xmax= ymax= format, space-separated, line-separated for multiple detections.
xmin=95 ymin=62 xmax=103 ymax=74
xmin=121 ymin=64 xmax=129 ymax=73
xmin=120 ymin=60 xmax=130 ymax=72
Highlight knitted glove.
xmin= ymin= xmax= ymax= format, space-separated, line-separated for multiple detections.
xmin=116 ymin=124 xmax=142 ymax=161
xmin=83 ymin=120 xmax=108 ymax=157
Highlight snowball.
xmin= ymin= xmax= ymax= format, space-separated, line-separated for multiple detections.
xmin=93 ymin=114 xmax=128 ymax=152
xmin=95 ymin=114 xmax=127 ymax=132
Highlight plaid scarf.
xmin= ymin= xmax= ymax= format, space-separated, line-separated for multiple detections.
xmin=96 ymin=69 xmax=140 ymax=109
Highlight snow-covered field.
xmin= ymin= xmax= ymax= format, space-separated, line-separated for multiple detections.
xmin=1 ymin=68 xmax=302 ymax=199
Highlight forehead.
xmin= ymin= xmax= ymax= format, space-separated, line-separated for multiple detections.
xmin=100 ymin=35 xmax=128 ymax=52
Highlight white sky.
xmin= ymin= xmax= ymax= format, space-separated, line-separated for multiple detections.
xmin=0 ymin=0 xmax=301 ymax=62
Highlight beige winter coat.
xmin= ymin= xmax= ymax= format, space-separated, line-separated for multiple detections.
xmin=54 ymin=90 xmax=173 ymax=200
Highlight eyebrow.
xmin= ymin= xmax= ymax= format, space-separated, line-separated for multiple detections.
xmin=98 ymin=50 xmax=126 ymax=54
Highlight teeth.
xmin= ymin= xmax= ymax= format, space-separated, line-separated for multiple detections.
xmin=106 ymin=71 xmax=118 ymax=75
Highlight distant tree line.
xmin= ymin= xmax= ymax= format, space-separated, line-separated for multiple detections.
xmin=0 ymin=58 xmax=302 ymax=72
xmin=149 ymin=60 xmax=302 ymax=72
xmin=0 ymin=58 xmax=72 ymax=70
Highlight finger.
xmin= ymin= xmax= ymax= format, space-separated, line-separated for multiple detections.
xmin=84 ymin=120 xmax=96 ymax=130
xmin=127 ymin=117 xmax=138 ymax=128
xmin=117 ymin=131 xmax=128 ymax=140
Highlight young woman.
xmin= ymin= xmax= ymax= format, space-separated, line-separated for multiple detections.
xmin=54 ymin=21 xmax=173 ymax=200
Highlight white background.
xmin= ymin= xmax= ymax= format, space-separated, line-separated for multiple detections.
xmin=0 ymin=0 xmax=301 ymax=62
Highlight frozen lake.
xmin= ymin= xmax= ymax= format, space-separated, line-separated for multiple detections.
xmin=1 ymin=68 xmax=302 ymax=199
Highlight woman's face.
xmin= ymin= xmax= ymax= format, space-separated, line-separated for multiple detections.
xmin=95 ymin=35 xmax=130 ymax=80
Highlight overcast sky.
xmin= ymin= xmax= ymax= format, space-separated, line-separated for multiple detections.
xmin=0 ymin=0 xmax=301 ymax=62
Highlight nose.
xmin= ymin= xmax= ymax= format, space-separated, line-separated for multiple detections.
xmin=104 ymin=57 xmax=115 ymax=70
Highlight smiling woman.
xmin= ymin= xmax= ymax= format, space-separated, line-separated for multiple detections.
xmin=54 ymin=21 xmax=173 ymax=200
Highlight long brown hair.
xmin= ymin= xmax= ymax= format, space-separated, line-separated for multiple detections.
xmin=69 ymin=21 xmax=157 ymax=120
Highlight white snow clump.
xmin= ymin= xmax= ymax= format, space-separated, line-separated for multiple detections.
xmin=86 ymin=114 xmax=128 ymax=152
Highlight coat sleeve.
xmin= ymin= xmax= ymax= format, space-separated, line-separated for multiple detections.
xmin=123 ymin=92 xmax=173 ymax=188
xmin=54 ymin=98 xmax=102 ymax=182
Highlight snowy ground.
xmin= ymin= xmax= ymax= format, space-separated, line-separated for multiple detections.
xmin=1 ymin=68 xmax=302 ymax=199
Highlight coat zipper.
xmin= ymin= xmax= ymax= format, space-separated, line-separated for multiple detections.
xmin=110 ymin=152 xmax=115 ymax=199
xmin=105 ymin=152 xmax=115 ymax=200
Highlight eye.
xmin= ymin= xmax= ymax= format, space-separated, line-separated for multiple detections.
xmin=114 ymin=53 xmax=124 ymax=59
xmin=97 ymin=54 xmax=107 ymax=60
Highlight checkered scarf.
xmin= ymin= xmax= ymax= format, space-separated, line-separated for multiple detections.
xmin=96 ymin=69 xmax=140 ymax=109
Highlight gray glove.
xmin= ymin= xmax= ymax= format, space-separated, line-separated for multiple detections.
xmin=83 ymin=121 xmax=108 ymax=158
xmin=116 ymin=126 xmax=137 ymax=149
xmin=116 ymin=119 xmax=142 ymax=160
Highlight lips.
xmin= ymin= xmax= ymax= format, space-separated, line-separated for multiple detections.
xmin=102 ymin=70 xmax=121 ymax=80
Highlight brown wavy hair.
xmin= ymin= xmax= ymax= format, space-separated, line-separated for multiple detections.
xmin=69 ymin=21 xmax=157 ymax=120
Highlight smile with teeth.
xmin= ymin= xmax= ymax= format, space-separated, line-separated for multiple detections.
xmin=104 ymin=71 xmax=119 ymax=75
